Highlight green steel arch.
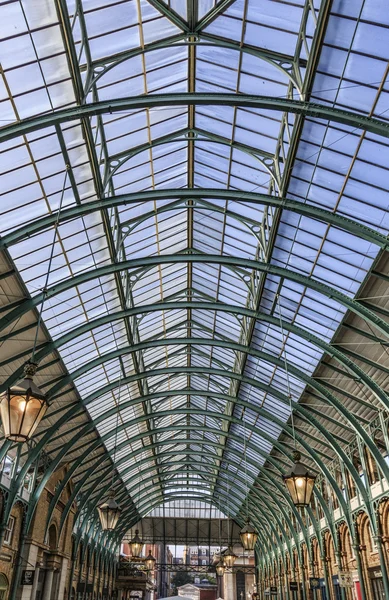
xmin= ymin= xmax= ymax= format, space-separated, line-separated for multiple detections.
xmin=76 ymin=432 xmax=344 ymax=562
xmin=20 ymin=300 xmax=385 ymax=407
xmin=72 ymin=433 xmax=326 ymax=548
xmin=1 ymin=256 xmax=388 ymax=357
xmin=2 ymin=94 xmax=389 ymax=144
xmin=1 ymin=190 xmax=387 ymax=250
xmin=86 ymin=33 xmax=304 ymax=96
xmin=34 ymin=337 xmax=389 ymax=482
xmin=24 ymin=379 xmax=368 ymax=538
xmin=104 ymin=133 xmax=280 ymax=192
xmin=15 ymin=376 xmax=361 ymax=542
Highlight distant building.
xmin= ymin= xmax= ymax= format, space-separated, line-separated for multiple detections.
xmin=183 ymin=546 xmax=218 ymax=566
xmin=178 ymin=582 xmax=217 ymax=600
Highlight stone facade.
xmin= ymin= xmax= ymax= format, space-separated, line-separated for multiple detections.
xmin=0 ymin=466 xmax=116 ymax=600
xmin=256 ymin=501 xmax=389 ymax=600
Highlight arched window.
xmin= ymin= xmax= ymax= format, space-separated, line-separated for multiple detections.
xmin=48 ymin=524 xmax=57 ymax=551
xmin=0 ymin=574 xmax=9 ymax=600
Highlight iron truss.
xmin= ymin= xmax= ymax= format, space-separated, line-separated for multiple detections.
xmin=1 ymin=0 xmax=389 ymax=574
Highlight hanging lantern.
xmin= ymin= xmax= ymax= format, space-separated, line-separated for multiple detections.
xmin=129 ymin=529 xmax=144 ymax=558
xmin=240 ymin=518 xmax=258 ymax=551
xmin=283 ymin=450 xmax=316 ymax=507
xmin=144 ymin=550 xmax=156 ymax=570
xmin=223 ymin=546 xmax=237 ymax=568
xmin=97 ymin=491 xmax=122 ymax=531
xmin=0 ymin=362 xmax=48 ymax=443
xmin=215 ymin=560 xmax=225 ymax=577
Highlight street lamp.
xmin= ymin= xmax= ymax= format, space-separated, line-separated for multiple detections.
xmin=144 ymin=550 xmax=156 ymax=570
xmin=240 ymin=518 xmax=258 ymax=551
xmin=223 ymin=546 xmax=237 ymax=568
xmin=97 ymin=491 xmax=122 ymax=531
xmin=215 ymin=561 xmax=225 ymax=577
xmin=130 ymin=530 xmax=144 ymax=558
xmin=283 ymin=450 xmax=316 ymax=507
xmin=0 ymin=362 xmax=48 ymax=442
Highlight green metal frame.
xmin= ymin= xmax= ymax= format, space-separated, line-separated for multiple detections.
xmin=1 ymin=255 xmax=389 ymax=343
xmin=1 ymin=94 xmax=389 ymax=144
xmin=103 ymin=132 xmax=280 ymax=191
xmin=66 ymin=395 xmax=372 ymax=515
xmin=35 ymin=349 xmax=389 ymax=479
xmin=73 ymin=432 xmax=325 ymax=551
xmin=18 ymin=300 xmax=385 ymax=407
xmin=16 ymin=372 xmax=373 ymax=538
xmin=145 ymin=0 xmax=189 ymax=32
xmin=1 ymin=0 xmax=388 ymax=584
xmin=85 ymin=34 xmax=304 ymax=96
xmin=1 ymin=190 xmax=386 ymax=250
xmin=51 ymin=432 xmax=326 ymax=540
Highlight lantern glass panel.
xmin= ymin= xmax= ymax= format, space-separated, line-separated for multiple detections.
xmin=97 ymin=498 xmax=121 ymax=531
xmin=240 ymin=529 xmax=258 ymax=551
xmin=0 ymin=390 xmax=47 ymax=443
xmin=223 ymin=549 xmax=237 ymax=568
xmin=145 ymin=552 xmax=156 ymax=570
xmin=284 ymin=474 xmax=315 ymax=507
xmin=130 ymin=531 xmax=143 ymax=558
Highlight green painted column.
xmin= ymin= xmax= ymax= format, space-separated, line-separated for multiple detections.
xmin=374 ymin=535 xmax=389 ymax=600
xmin=321 ymin=555 xmax=332 ymax=600
xmin=67 ymin=540 xmax=78 ymax=600
xmin=351 ymin=543 xmax=367 ymax=600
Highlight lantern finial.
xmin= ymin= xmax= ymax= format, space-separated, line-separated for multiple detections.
xmin=223 ymin=546 xmax=237 ymax=568
xmin=24 ymin=361 xmax=37 ymax=378
xmin=215 ymin=560 xmax=225 ymax=577
xmin=144 ymin=549 xmax=156 ymax=570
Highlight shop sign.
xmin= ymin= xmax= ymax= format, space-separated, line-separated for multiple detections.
xmin=289 ymin=582 xmax=298 ymax=591
xmin=21 ymin=570 xmax=35 ymax=585
xmin=338 ymin=571 xmax=353 ymax=588
xmin=309 ymin=578 xmax=320 ymax=590
xmin=264 ymin=587 xmax=277 ymax=596
xmin=369 ymin=569 xmax=382 ymax=578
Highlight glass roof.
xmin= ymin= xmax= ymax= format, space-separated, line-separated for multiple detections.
xmin=1 ymin=0 xmax=389 ymax=533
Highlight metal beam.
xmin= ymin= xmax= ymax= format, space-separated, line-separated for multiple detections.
xmin=11 ymin=301 xmax=384 ymax=408
xmin=86 ymin=35 xmax=304 ymax=95
xmin=71 ymin=422 xmax=340 ymax=536
xmin=195 ymin=1 xmax=238 ymax=32
xmin=12 ymin=365 xmax=385 ymax=532
xmin=104 ymin=131 xmax=278 ymax=190
xmin=1 ymin=190 xmax=386 ymax=250
xmin=57 ymin=0 xmax=166 ymax=507
xmin=69 ymin=409 xmax=357 ymax=533
xmin=2 ymin=94 xmax=389 ymax=143
xmin=1 ymin=255 xmax=388 ymax=341
xmin=33 ymin=341 xmax=389 ymax=481
xmin=146 ymin=0 xmax=189 ymax=32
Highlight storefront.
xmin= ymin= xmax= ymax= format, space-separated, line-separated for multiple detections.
xmin=368 ymin=568 xmax=385 ymax=600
